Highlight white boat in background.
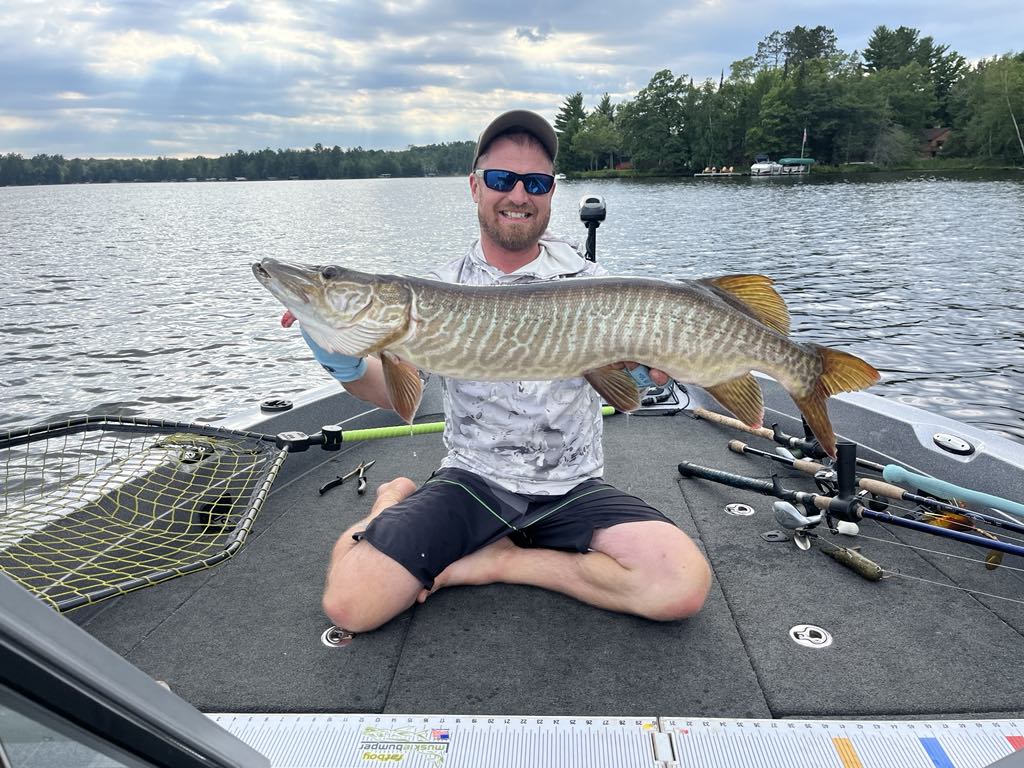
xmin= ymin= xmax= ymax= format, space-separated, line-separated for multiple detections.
xmin=750 ymin=155 xmax=815 ymax=176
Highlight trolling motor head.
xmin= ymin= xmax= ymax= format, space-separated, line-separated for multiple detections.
xmin=578 ymin=194 xmax=606 ymax=223
xmin=579 ymin=195 xmax=606 ymax=262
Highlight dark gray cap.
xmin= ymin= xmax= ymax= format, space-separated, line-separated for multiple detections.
xmin=473 ymin=109 xmax=558 ymax=168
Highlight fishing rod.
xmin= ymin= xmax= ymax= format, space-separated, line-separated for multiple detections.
xmin=726 ymin=439 xmax=1024 ymax=539
xmin=692 ymin=406 xmax=1024 ymax=521
xmin=882 ymin=464 xmax=1024 ymax=519
xmin=691 ymin=407 xmax=884 ymax=469
xmin=677 ymin=449 xmax=1024 ymax=560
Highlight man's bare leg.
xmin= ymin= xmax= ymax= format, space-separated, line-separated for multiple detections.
xmin=321 ymin=477 xmax=423 ymax=632
xmin=420 ymin=521 xmax=711 ymax=621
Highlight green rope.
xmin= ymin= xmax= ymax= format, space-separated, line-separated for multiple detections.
xmin=340 ymin=406 xmax=616 ymax=442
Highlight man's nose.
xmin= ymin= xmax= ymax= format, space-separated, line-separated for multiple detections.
xmin=506 ymin=179 xmax=531 ymax=203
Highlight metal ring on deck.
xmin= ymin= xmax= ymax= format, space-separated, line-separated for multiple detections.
xmin=789 ymin=624 xmax=833 ymax=648
xmin=321 ymin=625 xmax=355 ymax=648
xmin=725 ymin=503 xmax=755 ymax=516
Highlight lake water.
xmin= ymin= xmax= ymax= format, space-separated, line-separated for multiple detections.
xmin=2 ymin=173 xmax=1022 ymax=444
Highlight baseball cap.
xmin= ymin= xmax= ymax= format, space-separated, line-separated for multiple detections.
xmin=473 ymin=110 xmax=558 ymax=168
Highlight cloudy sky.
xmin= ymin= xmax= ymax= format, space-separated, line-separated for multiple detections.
xmin=2 ymin=0 xmax=1020 ymax=159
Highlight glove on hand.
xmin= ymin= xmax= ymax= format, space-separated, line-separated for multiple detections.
xmin=299 ymin=326 xmax=367 ymax=383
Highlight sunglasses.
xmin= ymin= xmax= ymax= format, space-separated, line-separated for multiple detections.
xmin=475 ymin=168 xmax=555 ymax=195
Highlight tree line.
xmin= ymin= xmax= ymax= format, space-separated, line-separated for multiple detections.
xmin=557 ymin=25 xmax=1024 ymax=173
xmin=0 ymin=141 xmax=476 ymax=187
xmin=1 ymin=24 xmax=1021 ymax=186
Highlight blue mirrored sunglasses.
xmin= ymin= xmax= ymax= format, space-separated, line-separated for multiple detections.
xmin=475 ymin=168 xmax=555 ymax=195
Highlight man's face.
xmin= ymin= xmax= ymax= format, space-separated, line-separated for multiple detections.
xmin=471 ymin=136 xmax=555 ymax=254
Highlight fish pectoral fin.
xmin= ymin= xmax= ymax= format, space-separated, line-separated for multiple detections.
xmin=705 ymin=374 xmax=764 ymax=429
xmin=380 ymin=351 xmax=423 ymax=424
xmin=700 ymin=275 xmax=791 ymax=336
xmin=584 ymin=366 xmax=642 ymax=413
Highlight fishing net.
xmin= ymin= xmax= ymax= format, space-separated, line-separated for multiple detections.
xmin=0 ymin=416 xmax=287 ymax=612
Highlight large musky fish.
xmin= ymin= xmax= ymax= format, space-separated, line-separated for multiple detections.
xmin=253 ymin=259 xmax=880 ymax=457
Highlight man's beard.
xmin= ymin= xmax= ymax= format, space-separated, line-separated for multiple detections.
xmin=477 ymin=204 xmax=551 ymax=253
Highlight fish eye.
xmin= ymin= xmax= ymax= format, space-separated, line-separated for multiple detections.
xmin=320 ymin=265 xmax=341 ymax=280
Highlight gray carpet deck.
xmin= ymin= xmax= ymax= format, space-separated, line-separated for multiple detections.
xmin=76 ymin=401 xmax=1024 ymax=719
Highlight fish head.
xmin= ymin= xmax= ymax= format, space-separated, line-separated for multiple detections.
xmin=253 ymin=258 xmax=411 ymax=356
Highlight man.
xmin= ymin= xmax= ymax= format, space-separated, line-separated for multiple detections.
xmin=302 ymin=110 xmax=711 ymax=632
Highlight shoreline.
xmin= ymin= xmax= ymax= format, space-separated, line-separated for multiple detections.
xmin=571 ymin=162 xmax=1024 ymax=180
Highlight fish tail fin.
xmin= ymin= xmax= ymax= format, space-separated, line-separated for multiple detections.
xmin=792 ymin=345 xmax=881 ymax=458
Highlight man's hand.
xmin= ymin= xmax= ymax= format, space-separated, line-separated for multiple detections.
xmin=287 ymin=311 xmax=368 ymax=383
xmin=613 ymin=362 xmax=671 ymax=388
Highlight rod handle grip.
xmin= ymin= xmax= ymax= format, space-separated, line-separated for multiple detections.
xmin=794 ymin=457 xmax=826 ymax=475
xmin=883 ymin=465 xmax=1024 ymax=519
xmin=857 ymin=477 xmax=911 ymax=501
xmin=696 ymin=408 xmax=773 ymax=439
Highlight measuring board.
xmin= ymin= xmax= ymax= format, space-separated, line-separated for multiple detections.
xmin=663 ymin=718 xmax=1024 ymax=768
xmin=208 ymin=713 xmax=1024 ymax=768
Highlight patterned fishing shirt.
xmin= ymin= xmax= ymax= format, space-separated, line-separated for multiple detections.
xmin=426 ymin=235 xmax=607 ymax=495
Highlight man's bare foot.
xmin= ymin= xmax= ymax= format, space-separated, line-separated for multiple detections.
xmin=417 ymin=537 xmax=517 ymax=603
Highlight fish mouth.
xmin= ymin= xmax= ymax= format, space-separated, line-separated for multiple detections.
xmin=252 ymin=261 xmax=272 ymax=283
xmin=252 ymin=258 xmax=318 ymax=305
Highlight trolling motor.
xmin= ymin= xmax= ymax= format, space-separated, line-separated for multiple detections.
xmin=578 ymin=193 xmax=684 ymax=405
xmin=578 ymin=194 xmax=606 ymax=262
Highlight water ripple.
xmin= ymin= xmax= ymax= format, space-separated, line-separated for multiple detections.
xmin=1 ymin=173 xmax=1022 ymax=445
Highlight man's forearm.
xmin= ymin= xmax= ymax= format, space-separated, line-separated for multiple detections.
xmin=339 ymin=357 xmax=395 ymax=412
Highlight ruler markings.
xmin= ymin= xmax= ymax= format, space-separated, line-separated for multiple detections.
xmin=948 ymin=731 xmax=1002 ymax=768
xmin=919 ymin=737 xmax=956 ymax=768
xmin=208 ymin=713 xmax=1024 ymax=768
xmin=834 ymin=736 xmax=864 ymax=768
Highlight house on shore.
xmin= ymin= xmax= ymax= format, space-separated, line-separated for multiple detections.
xmin=923 ymin=127 xmax=951 ymax=158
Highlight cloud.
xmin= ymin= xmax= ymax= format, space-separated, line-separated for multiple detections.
xmin=0 ymin=0 xmax=1020 ymax=158
xmin=515 ymin=24 xmax=553 ymax=43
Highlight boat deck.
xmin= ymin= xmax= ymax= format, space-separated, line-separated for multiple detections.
xmin=72 ymin=383 xmax=1024 ymax=720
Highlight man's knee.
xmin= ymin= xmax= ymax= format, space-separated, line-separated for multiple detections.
xmin=644 ymin=552 xmax=712 ymax=622
xmin=322 ymin=542 xmax=422 ymax=632
xmin=322 ymin=589 xmax=384 ymax=634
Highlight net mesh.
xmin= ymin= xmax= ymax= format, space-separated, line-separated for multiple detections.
xmin=0 ymin=416 xmax=286 ymax=611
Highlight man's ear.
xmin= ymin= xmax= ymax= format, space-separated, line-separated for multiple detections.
xmin=469 ymin=171 xmax=480 ymax=203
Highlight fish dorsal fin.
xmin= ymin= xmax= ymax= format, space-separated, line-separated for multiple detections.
xmin=380 ymin=351 xmax=423 ymax=423
xmin=700 ymin=275 xmax=790 ymax=336
xmin=705 ymin=373 xmax=764 ymax=429
xmin=584 ymin=366 xmax=641 ymax=413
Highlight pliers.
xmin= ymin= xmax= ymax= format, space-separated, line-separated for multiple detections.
xmin=318 ymin=460 xmax=375 ymax=496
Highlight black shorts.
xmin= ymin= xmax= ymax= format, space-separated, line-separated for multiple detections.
xmin=357 ymin=467 xmax=675 ymax=588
